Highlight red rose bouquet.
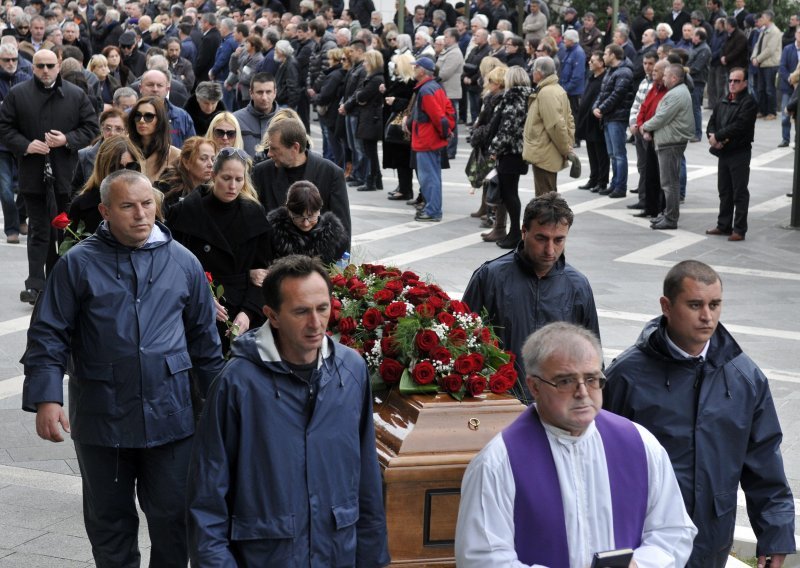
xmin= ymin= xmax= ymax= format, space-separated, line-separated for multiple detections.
xmin=328 ymin=263 xmax=516 ymax=400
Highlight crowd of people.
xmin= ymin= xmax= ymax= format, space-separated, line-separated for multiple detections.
xmin=5 ymin=0 xmax=798 ymax=566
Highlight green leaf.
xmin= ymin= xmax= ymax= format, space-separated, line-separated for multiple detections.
xmin=58 ymin=237 xmax=76 ymax=256
xmin=75 ymin=220 xmax=86 ymax=235
xmin=449 ymin=386 xmax=466 ymax=401
xmin=399 ymin=368 xmax=437 ymax=395
xmin=216 ymin=284 xmax=225 ymax=298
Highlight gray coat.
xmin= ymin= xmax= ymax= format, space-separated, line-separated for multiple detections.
xmin=436 ymin=43 xmax=464 ymax=99
xmin=643 ymin=83 xmax=694 ymax=148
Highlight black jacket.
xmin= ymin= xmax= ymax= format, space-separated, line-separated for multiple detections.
xmin=346 ymin=70 xmax=384 ymax=141
xmin=722 ymin=28 xmax=749 ymax=70
xmin=252 ymin=151 xmax=351 ymax=247
xmin=0 ymin=75 xmax=98 ymax=196
xmin=265 ymin=207 xmax=348 ymax=265
xmin=463 ymin=43 xmax=490 ymax=93
xmin=184 ymin=95 xmax=225 ymax=138
xmin=592 ymin=59 xmax=635 ymax=123
xmin=194 ymin=27 xmax=222 ymax=88
xmin=382 ymin=77 xmax=415 ymax=170
xmin=349 ymin=0 xmax=375 ymax=27
xmin=312 ymin=64 xmax=346 ymax=129
xmin=706 ymin=89 xmax=758 ymax=156
xmin=67 ymin=187 xmax=103 ymax=235
xmin=576 ymin=70 xmax=605 ymax=141
xmin=275 ymin=55 xmax=301 ymax=108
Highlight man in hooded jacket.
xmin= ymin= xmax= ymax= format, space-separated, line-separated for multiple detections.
xmin=604 ymin=260 xmax=796 ymax=568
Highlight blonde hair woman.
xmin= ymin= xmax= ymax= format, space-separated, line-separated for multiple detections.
xmin=205 ymin=111 xmax=246 ymax=152
xmin=384 ymin=50 xmax=416 ymax=201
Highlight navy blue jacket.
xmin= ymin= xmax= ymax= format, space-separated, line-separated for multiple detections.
xmin=559 ymin=43 xmax=586 ymax=96
xmin=188 ymin=326 xmax=390 ymax=567
xmin=779 ymin=42 xmax=800 ymax=94
xmin=604 ymin=317 xmax=796 ymax=567
xmin=211 ymin=32 xmax=238 ymax=80
xmin=22 ymin=222 xmax=224 ymax=448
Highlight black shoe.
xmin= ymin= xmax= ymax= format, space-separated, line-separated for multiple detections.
xmin=388 ymin=192 xmax=411 ymax=201
xmin=590 ymin=185 xmax=605 ymax=193
xmin=651 ymin=219 xmax=677 ymax=230
xmin=632 ymin=211 xmax=652 ymax=218
xmin=496 ymin=234 xmax=520 ymax=249
xmin=20 ymin=288 xmax=39 ymax=305
xmin=626 ymin=203 xmax=644 ymax=209
xmin=629 ymin=188 xmax=639 ymax=193
xmin=608 ymin=190 xmax=627 ymax=198
xmin=414 ymin=212 xmax=441 ymax=222
xmin=598 ymin=187 xmax=613 ymax=195
xmin=578 ymin=182 xmax=595 ymax=190
xmin=347 ymin=178 xmax=364 ymax=187
xmin=778 ymin=140 xmax=790 ymax=148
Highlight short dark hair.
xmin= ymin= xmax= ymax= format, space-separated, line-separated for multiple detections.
xmin=522 ymin=192 xmax=574 ymax=229
xmin=445 ymin=27 xmax=459 ymax=41
xmin=250 ymin=71 xmax=275 ymax=89
xmin=285 ymin=180 xmax=323 ymax=214
xmin=267 ymin=117 xmax=308 ymax=152
xmin=663 ymin=260 xmax=721 ymax=303
xmin=694 ymin=28 xmax=707 ymax=41
xmin=643 ymin=49 xmax=658 ymax=61
xmin=605 ymin=43 xmax=623 ymax=60
xmin=725 ymin=16 xmax=737 ymax=28
xmin=262 ymin=254 xmax=333 ymax=310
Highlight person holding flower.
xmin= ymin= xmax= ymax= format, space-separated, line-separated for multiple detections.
xmin=166 ymin=147 xmax=270 ymax=350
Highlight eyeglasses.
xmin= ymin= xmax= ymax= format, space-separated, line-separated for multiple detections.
xmin=728 ymin=78 xmax=743 ymax=84
xmin=35 ymin=63 xmax=57 ymax=69
xmin=133 ymin=111 xmax=156 ymax=123
xmin=120 ymin=161 xmax=141 ymax=171
xmin=102 ymin=125 xmax=126 ymax=134
xmin=215 ymin=146 xmax=250 ymax=164
xmin=0 ymin=57 xmax=18 ymax=63
xmin=290 ymin=213 xmax=320 ymax=224
xmin=17 ymin=26 xmax=29 ymax=31
xmin=531 ymin=374 xmax=607 ymax=393
xmin=213 ymin=128 xmax=237 ymax=139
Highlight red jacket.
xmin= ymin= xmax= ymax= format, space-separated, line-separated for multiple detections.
xmin=409 ymin=76 xmax=455 ymax=152
xmin=637 ymin=82 xmax=667 ymax=128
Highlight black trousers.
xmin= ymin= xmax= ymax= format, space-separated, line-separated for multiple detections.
xmin=363 ymin=139 xmax=380 ymax=180
xmin=716 ymin=149 xmax=751 ymax=236
xmin=22 ymin=191 xmax=68 ymax=291
xmin=74 ymin=437 xmax=193 ymax=568
xmin=643 ymin=139 xmax=665 ymax=216
xmin=585 ymin=138 xmax=609 ymax=187
xmin=498 ymin=172 xmax=522 ymax=238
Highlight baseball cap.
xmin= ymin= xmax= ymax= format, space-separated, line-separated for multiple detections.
xmin=412 ymin=57 xmax=435 ymax=72
xmin=119 ymin=31 xmax=136 ymax=47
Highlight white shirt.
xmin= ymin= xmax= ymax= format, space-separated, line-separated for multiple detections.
xmin=455 ymin=416 xmax=697 ymax=568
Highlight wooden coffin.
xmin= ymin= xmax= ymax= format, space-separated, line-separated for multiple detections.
xmin=373 ymin=390 xmax=525 ymax=566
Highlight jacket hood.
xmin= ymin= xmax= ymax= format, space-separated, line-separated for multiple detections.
xmin=95 ymin=219 xmax=173 ymax=251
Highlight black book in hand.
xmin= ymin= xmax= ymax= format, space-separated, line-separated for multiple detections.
xmin=590 ymin=548 xmax=634 ymax=568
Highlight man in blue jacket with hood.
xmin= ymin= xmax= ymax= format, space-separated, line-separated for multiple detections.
xmin=22 ymin=169 xmax=225 ymax=567
xmin=188 ymin=254 xmax=390 ymax=567
xmin=604 ymin=260 xmax=796 ymax=568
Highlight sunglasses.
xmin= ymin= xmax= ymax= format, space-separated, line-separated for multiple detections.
xmin=0 ymin=57 xmax=17 ymax=62
xmin=133 ymin=111 xmax=156 ymax=123
xmin=120 ymin=161 xmax=141 ymax=171
xmin=213 ymin=128 xmax=236 ymax=139
xmin=215 ymin=146 xmax=250 ymax=163
xmin=728 ymin=79 xmax=743 ymax=84
xmin=35 ymin=63 xmax=57 ymax=69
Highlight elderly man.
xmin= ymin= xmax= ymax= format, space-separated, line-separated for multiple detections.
xmin=23 ymin=169 xmax=224 ymax=566
xmin=0 ymin=49 xmax=97 ymax=304
xmin=436 ymin=27 xmax=464 ymax=160
xmin=456 ymin=322 xmax=697 ymax=567
xmin=523 ymin=56 xmax=575 ymax=194
xmin=605 ymin=260 xmax=796 ymax=568
xmin=751 ymin=10 xmax=782 ymax=119
xmin=559 ymin=30 xmax=585 ymax=138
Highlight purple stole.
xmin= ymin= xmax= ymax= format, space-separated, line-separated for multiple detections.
xmin=501 ymin=408 xmax=648 ymax=567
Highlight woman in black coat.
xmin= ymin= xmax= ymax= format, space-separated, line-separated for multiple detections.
xmin=263 ymin=180 xmax=348 ymax=266
xmin=166 ymin=148 xmax=270 ymax=351
xmin=312 ymin=48 xmax=347 ymax=169
xmin=383 ymin=52 xmax=417 ymax=201
xmin=344 ymin=50 xmax=385 ymax=192
xmin=274 ymin=40 xmax=302 ymax=110
xmin=575 ymin=52 xmax=609 ymax=193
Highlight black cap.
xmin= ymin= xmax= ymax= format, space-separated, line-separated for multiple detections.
xmin=119 ymin=31 xmax=136 ymax=46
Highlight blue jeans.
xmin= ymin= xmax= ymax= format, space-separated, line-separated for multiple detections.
xmin=691 ymin=83 xmax=704 ymax=140
xmin=603 ymin=120 xmax=628 ymax=191
xmin=467 ymin=89 xmax=481 ymax=122
xmin=220 ymin=80 xmax=235 ymax=111
xmin=447 ymin=99 xmax=458 ymax=159
xmin=680 ymin=156 xmax=686 ymax=199
xmin=345 ymin=115 xmax=367 ymax=182
xmin=416 ymin=150 xmax=442 ymax=218
xmin=0 ymin=151 xmax=19 ymax=236
xmin=757 ymin=66 xmax=778 ymax=116
xmin=781 ymin=91 xmax=792 ymax=143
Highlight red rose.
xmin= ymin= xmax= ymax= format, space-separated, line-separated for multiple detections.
xmin=338 ymin=317 xmax=357 ymax=334
xmin=373 ymin=289 xmax=395 ymax=304
xmin=479 ymin=327 xmax=492 ymax=343
xmin=441 ymin=373 xmax=463 ymax=393
xmin=364 ymin=263 xmax=386 ymax=275
xmin=384 ymin=278 xmax=404 ymax=293
xmin=415 ymin=329 xmax=440 ymax=353
xmin=401 ymin=270 xmax=420 ymax=285
xmin=429 ymin=346 xmax=452 ymax=365
xmin=466 ymin=373 xmax=487 ymax=396
xmin=384 ymin=301 xmax=407 ymax=320
xmin=331 ymin=274 xmax=347 ymax=287
xmin=437 ymin=312 xmax=456 ymax=327
xmin=362 ymin=308 xmax=384 ymax=331
xmin=415 ymin=302 xmax=435 ymax=319
xmin=449 ymin=300 xmax=470 ymax=314
xmin=339 ymin=334 xmax=355 ymax=347
xmin=330 ymin=297 xmax=342 ymax=323
xmin=412 ymin=360 xmax=436 ymax=384
xmin=448 ymin=328 xmax=467 ymax=346
xmin=380 ymin=336 xmax=400 ymax=357
xmin=468 ymin=353 xmax=485 ymax=372
xmin=380 ymin=358 xmax=405 ymax=384
xmin=363 ymin=339 xmax=376 ymax=353
xmin=453 ymin=353 xmax=474 ymax=374
xmin=350 ymin=283 xmax=368 ymax=298
xmin=405 ymin=285 xmax=430 ymax=305
xmin=205 ymin=271 xmax=214 ymax=284
xmin=489 ymin=372 xmax=516 ymax=394
xmin=428 ymin=295 xmax=445 ymax=310
xmin=51 ymin=212 xmax=70 ymax=230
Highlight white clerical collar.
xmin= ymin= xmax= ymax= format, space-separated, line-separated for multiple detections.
xmin=537 ymin=406 xmax=598 ymax=442
xmin=664 ymin=331 xmax=709 ymax=361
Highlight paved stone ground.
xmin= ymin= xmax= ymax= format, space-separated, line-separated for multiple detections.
xmin=0 ymin=111 xmax=798 ymax=566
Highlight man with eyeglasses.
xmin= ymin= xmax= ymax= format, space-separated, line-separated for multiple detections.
xmin=604 ymin=260 xmax=796 ymax=568
xmin=0 ymin=48 xmax=98 ymax=305
xmin=456 ymin=322 xmax=697 ymax=567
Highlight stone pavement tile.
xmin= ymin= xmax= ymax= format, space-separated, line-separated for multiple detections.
xmin=6 ymin=445 xmax=76 ymax=462
xmin=0 ymin=524 xmax=44 ymax=549
xmin=0 ymin=502 xmax=74 ymax=530
xmin=13 ymin=532 xmax=93 ymax=563
xmin=65 ymin=459 xmax=80 ymax=475
xmin=0 ymin=410 xmax=25 ymax=425
xmin=0 ymin=550 xmax=11 ymax=560
xmin=0 ymin=551 xmax=89 ymax=567
xmin=10 ymin=460 xmax=76 ymax=476
xmin=0 ymin=485 xmax=82 ymax=509
xmin=44 ymin=514 xmax=86 ymax=539
xmin=0 ymin=450 xmax=12 ymax=465
xmin=0 ymin=424 xmax=49 ymax=449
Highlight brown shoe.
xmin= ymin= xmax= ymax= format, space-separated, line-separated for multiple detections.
xmin=344 ymin=162 xmax=353 ymax=178
xmin=6 ymin=233 xmax=19 ymax=244
xmin=764 ymin=114 xmax=777 ymax=120
xmin=705 ymin=227 xmax=731 ymax=236
xmin=481 ymin=228 xmax=507 ymax=242
xmin=727 ymin=233 xmax=745 ymax=241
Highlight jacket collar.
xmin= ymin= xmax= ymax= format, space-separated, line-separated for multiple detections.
xmin=255 ymin=321 xmax=332 ymax=368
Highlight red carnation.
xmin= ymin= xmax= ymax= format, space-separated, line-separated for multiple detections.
xmin=436 ymin=311 xmax=456 ymax=327
xmin=373 ymin=289 xmax=395 ymax=304
xmin=448 ymin=328 xmax=467 ymax=346
xmin=362 ymin=308 xmax=384 ymax=331
xmin=380 ymin=358 xmax=405 ymax=383
xmin=466 ymin=373 xmax=487 ymax=396
xmin=51 ymin=212 xmax=70 ymax=230
xmin=415 ymin=329 xmax=440 ymax=353
xmin=468 ymin=353 xmax=485 ymax=372
xmin=441 ymin=373 xmax=464 ymax=393
xmin=453 ymin=354 xmax=474 ymax=375
xmin=338 ymin=316 xmax=357 ymax=334
xmin=384 ymin=301 xmax=407 ymax=320
xmin=429 ymin=346 xmax=452 ymax=365
xmin=412 ymin=360 xmax=436 ymax=384
xmin=384 ymin=278 xmax=404 ymax=293
xmin=380 ymin=335 xmax=400 ymax=357
xmin=415 ymin=302 xmax=435 ymax=319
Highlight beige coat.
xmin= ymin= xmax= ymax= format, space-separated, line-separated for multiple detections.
xmin=752 ymin=23 xmax=782 ymax=68
xmin=145 ymin=146 xmax=181 ymax=183
xmin=522 ymin=74 xmax=575 ymax=173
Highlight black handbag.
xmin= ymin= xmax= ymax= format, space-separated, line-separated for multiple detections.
xmin=384 ymin=111 xmax=409 ymax=144
xmin=484 ymin=174 xmax=501 ymax=207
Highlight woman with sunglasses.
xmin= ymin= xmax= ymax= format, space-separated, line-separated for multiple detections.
xmin=127 ymin=96 xmax=180 ymax=182
xmin=68 ymin=135 xmax=145 ymax=235
xmin=166 ymin=147 xmax=269 ymax=350
xmin=205 ymin=112 xmax=246 ymax=153
xmin=157 ymin=136 xmax=217 ymax=211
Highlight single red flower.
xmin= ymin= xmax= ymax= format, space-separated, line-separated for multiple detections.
xmin=453 ymin=353 xmax=474 ymax=375
xmin=384 ymin=278 xmax=404 ymax=293
xmin=51 ymin=212 xmax=70 ymax=230
xmin=384 ymin=301 xmax=407 ymax=320
xmin=489 ymin=372 xmax=516 ymax=394
xmin=362 ymin=307 xmax=384 ymax=331
xmin=372 ymin=289 xmax=395 ymax=304
xmin=339 ymin=334 xmax=355 ymax=347
xmin=429 ymin=346 xmax=452 ymax=365
xmin=205 ymin=271 xmax=214 ymax=284
xmin=449 ymin=300 xmax=470 ymax=314
xmin=405 ymin=285 xmax=430 ymax=305
xmin=466 ymin=373 xmax=486 ymax=396
xmin=401 ymin=270 xmax=420 ymax=285
xmin=441 ymin=373 xmax=463 ymax=393
xmin=415 ymin=329 xmax=440 ymax=353
xmin=363 ymin=339 xmax=376 ymax=353
xmin=380 ymin=335 xmax=400 ymax=357
xmin=412 ymin=360 xmax=436 ymax=384
xmin=437 ymin=312 xmax=456 ymax=327
xmin=479 ymin=327 xmax=492 ymax=343
xmin=448 ymin=328 xmax=467 ymax=346
xmin=468 ymin=353 xmax=485 ymax=372
xmin=338 ymin=316 xmax=357 ymax=334
xmin=380 ymin=358 xmax=405 ymax=384
xmin=349 ymin=283 xmax=368 ymax=298
xmin=331 ymin=274 xmax=347 ymax=287
xmin=428 ymin=295 xmax=445 ymax=310
xmin=415 ymin=302 xmax=435 ymax=319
